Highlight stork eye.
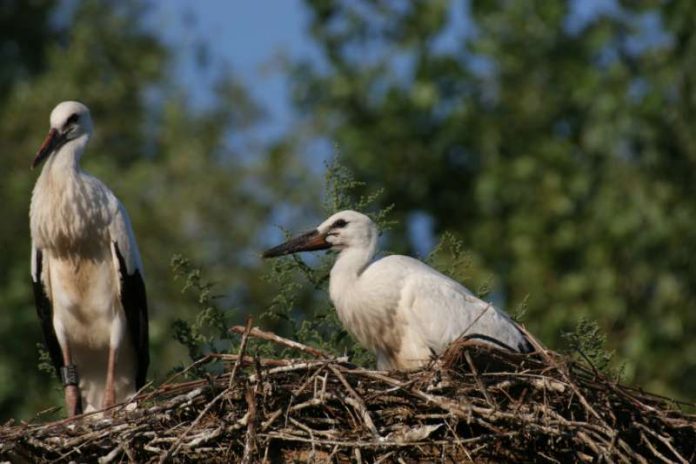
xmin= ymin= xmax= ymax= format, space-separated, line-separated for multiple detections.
xmin=331 ymin=219 xmax=348 ymax=229
xmin=65 ymin=113 xmax=79 ymax=126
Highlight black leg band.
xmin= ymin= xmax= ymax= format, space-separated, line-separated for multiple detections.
xmin=60 ymin=364 xmax=80 ymax=386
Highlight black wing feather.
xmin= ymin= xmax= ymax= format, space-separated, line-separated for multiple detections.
xmin=32 ymin=249 xmax=64 ymax=381
xmin=457 ymin=332 xmax=534 ymax=353
xmin=114 ymin=242 xmax=150 ymax=389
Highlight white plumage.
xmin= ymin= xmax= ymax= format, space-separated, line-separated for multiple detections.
xmin=263 ymin=210 xmax=531 ymax=370
xmin=30 ymin=101 xmax=148 ymax=416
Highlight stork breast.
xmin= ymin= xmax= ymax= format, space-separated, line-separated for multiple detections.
xmin=48 ymin=252 xmax=120 ymax=348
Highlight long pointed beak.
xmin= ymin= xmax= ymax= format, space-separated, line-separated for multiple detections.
xmin=262 ymin=230 xmax=331 ymax=258
xmin=32 ymin=128 xmax=62 ymax=169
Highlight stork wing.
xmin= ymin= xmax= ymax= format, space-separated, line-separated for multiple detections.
xmin=110 ymin=203 xmax=149 ymax=389
xmin=31 ymin=244 xmax=63 ymax=380
xmin=403 ymin=271 xmax=530 ymax=354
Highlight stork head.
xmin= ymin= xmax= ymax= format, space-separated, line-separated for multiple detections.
xmin=32 ymin=101 xmax=93 ymax=169
xmin=262 ymin=210 xmax=378 ymax=258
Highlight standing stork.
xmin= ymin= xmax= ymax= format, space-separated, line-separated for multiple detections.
xmin=30 ymin=101 xmax=149 ymax=416
xmin=263 ymin=210 xmax=532 ymax=370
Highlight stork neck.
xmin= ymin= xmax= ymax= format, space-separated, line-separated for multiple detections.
xmin=330 ymin=237 xmax=378 ymax=286
xmin=44 ymin=135 xmax=88 ymax=175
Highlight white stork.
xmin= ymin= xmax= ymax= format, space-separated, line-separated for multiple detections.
xmin=263 ymin=210 xmax=531 ymax=370
xmin=29 ymin=101 xmax=149 ymax=416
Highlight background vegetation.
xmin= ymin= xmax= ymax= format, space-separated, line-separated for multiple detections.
xmin=1 ymin=0 xmax=694 ymax=420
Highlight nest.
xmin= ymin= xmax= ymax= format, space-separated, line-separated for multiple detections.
xmin=1 ymin=325 xmax=695 ymax=463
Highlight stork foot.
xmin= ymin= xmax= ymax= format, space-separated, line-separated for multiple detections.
xmin=64 ymin=385 xmax=83 ymax=417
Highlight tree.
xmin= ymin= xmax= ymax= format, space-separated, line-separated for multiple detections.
xmin=0 ymin=0 xmax=312 ymax=419
xmin=287 ymin=0 xmax=696 ymax=399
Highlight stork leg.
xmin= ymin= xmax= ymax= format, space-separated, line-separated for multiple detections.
xmin=60 ymin=345 xmax=83 ymax=417
xmin=102 ymin=346 xmax=117 ymax=410
xmin=63 ymin=377 xmax=82 ymax=417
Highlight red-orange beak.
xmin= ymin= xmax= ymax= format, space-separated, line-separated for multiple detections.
xmin=262 ymin=230 xmax=331 ymax=258
xmin=32 ymin=128 xmax=63 ymax=170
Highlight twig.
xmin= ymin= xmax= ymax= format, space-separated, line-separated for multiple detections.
xmin=328 ymin=365 xmax=379 ymax=437
xmin=640 ymin=431 xmax=676 ymax=464
xmin=241 ymin=385 xmax=258 ymax=464
xmin=157 ymin=388 xmax=227 ymax=463
xmin=464 ymin=350 xmax=495 ymax=407
xmin=229 ymin=318 xmax=254 ymax=389
xmin=636 ymin=422 xmax=689 ymax=464
xmin=229 ymin=325 xmax=332 ymax=358
xmin=4 ymin=328 xmax=695 ymax=463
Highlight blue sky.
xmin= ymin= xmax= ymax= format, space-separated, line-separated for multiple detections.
xmin=151 ymin=0 xmax=320 ymax=140
xmin=148 ymin=0 xmax=623 ymax=140
xmin=146 ymin=0 xmax=661 ymax=257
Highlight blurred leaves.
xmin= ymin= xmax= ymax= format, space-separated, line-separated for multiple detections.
xmin=293 ymin=0 xmax=696 ymax=400
xmin=2 ymin=0 xmax=696 ymax=421
xmin=258 ymin=156 xmax=384 ymax=367
xmin=0 ymin=0 xmax=306 ymax=419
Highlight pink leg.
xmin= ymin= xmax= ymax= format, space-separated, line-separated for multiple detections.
xmin=102 ymin=346 xmax=117 ymax=410
xmin=61 ymin=345 xmax=83 ymax=417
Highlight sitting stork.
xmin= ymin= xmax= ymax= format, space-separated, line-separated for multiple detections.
xmin=30 ymin=101 xmax=149 ymax=416
xmin=263 ymin=210 xmax=532 ymax=370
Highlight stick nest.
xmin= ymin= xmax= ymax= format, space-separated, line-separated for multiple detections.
xmin=1 ymin=326 xmax=694 ymax=463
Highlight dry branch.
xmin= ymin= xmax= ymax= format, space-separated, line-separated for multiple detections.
xmin=1 ymin=333 xmax=694 ymax=463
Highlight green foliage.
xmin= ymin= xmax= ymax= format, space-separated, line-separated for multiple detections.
xmin=259 ymin=156 xmax=384 ymax=366
xmin=167 ymin=156 xmax=382 ymax=367
xmin=0 ymin=0 xmax=172 ymax=419
xmin=0 ymin=0 xmax=305 ymax=419
xmin=426 ymin=232 xmax=473 ymax=282
xmin=563 ymin=317 xmax=623 ymax=380
xmin=2 ymin=0 xmax=695 ymax=422
xmin=292 ymin=0 xmax=696 ymax=400
xmin=36 ymin=344 xmax=55 ymax=377
xmin=169 ymin=254 xmax=243 ymax=378
xmin=323 ymin=155 xmax=396 ymax=231
xmin=510 ymin=295 xmax=529 ymax=324
xmin=173 ymin=157 xmax=550 ymax=371
xmin=426 ymin=231 xmax=497 ymax=301
xmin=170 ymin=254 xmax=230 ymax=357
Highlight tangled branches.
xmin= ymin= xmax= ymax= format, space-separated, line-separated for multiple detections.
xmin=1 ymin=325 xmax=694 ymax=463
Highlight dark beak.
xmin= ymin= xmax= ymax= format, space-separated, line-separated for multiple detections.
xmin=32 ymin=128 xmax=64 ymax=169
xmin=262 ymin=230 xmax=331 ymax=258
